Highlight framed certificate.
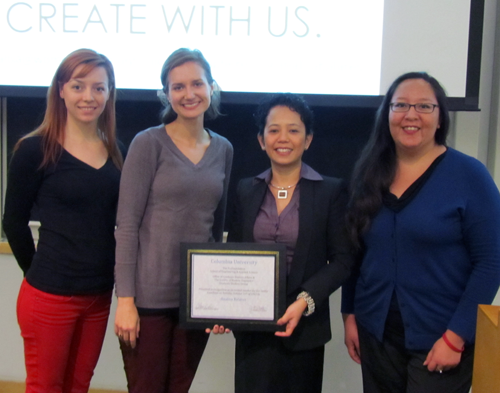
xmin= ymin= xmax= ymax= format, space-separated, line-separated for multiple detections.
xmin=180 ymin=242 xmax=287 ymax=331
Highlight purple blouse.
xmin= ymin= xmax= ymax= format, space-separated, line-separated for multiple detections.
xmin=253 ymin=164 xmax=323 ymax=273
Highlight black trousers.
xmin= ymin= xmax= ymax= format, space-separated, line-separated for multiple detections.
xmin=234 ymin=331 xmax=325 ymax=393
xmin=357 ymin=322 xmax=474 ymax=393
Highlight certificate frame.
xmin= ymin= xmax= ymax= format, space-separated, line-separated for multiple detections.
xmin=180 ymin=242 xmax=287 ymax=331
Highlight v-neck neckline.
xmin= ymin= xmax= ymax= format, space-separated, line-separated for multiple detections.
xmin=161 ymin=128 xmax=213 ymax=167
xmin=62 ymin=148 xmax=110 ymax=170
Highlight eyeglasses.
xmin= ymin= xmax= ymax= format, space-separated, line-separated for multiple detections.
xmin=389 ymin=102 xmax=439 ymax=113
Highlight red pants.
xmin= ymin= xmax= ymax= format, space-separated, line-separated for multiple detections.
xmin=120 ymin=310 xmax=209 ymax=393
xmin=17 ymin=279 xmax=112 ymax=393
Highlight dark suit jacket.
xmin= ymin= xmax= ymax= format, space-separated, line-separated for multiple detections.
xmin=228 ymin=170 xmax=354 ymax=351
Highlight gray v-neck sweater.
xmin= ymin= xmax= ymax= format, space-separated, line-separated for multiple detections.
xmin=115 ymin=125 xmax=233 ymax=308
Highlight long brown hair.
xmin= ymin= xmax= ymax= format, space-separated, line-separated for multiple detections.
xmin=16 ymin=48 xmax=123 ymax=169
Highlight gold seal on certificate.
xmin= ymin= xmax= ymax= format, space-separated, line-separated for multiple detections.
xmin=180 ymin=243 xmax=287 ymax=331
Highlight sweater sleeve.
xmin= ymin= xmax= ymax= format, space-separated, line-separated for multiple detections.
xmin=211 ymin=139 xmax=233 ymax=243
xmin=2 ymin=137 xmax=44 ymax=274
xmin=301 ymin=180 xmax=356 ymax=310
xmin=447 ymin=161 xmax=500 ymax=342
xmin=114 ymin=131 xmax=158 ymax=297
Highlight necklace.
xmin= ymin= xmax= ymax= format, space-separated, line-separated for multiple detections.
xmin=269 ymin=182 xmax=297 ymax=199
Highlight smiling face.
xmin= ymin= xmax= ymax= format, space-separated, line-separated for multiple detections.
xmin=258 ymin=105 xmax=313 ymax=170
xmin=389 ymin=78 xmax=440 ymax=155
xmin=59 ymin=65 xmax=110 ymax=128
xmin=166 ymin=61 xmax=213 ymax=121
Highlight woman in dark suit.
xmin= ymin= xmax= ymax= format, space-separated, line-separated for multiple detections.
xmin=220 ymin=93 xmax=354 ymax=393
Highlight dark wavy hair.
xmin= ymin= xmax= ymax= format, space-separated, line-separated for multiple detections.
xmin=254 ymin=93 xmax=314 ymax=136
xmin=346 ymin=72 xmax=450 ymax=250
xmin=158 ymin=48 xmax=221 ymax=125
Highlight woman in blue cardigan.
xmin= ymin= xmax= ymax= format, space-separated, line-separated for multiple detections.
xmin=342 ymin=72 xmax=500 ymax=393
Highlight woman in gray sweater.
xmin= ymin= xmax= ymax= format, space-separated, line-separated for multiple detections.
xmin=114 ymin=48 xmax=233 ymax=393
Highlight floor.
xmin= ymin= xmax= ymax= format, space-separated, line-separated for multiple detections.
xmin=0 ymin=380 xmax=126 ymax=393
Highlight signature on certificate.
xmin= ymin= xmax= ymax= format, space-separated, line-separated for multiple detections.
xmin=195 ymin=303 xmax=218 ymax=311
xmin=250 ymin=306 xmax=267 ymax=313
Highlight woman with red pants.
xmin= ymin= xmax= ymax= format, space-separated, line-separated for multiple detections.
xmin=3 ymin=49 xmax=124 ymax=392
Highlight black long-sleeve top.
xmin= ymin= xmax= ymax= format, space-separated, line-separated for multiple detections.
xmin=3 ymin=136 xmax=122 ymax=295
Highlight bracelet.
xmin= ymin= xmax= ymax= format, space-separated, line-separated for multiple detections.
xmin=297 ymin=291 xmax=315 ymax=316
xmin=442 ymin=333 xmax=465 ymax=352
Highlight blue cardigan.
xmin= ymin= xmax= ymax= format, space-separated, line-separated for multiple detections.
xmin=342 ymin=148 xmax=500 ymax=350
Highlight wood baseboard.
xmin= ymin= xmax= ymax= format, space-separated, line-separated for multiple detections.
xmin=0 ymin=380 xmax=126 ymax=393
xmin=0 ymin=241 xmax=12 ymax=254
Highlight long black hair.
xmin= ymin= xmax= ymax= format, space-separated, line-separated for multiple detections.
xmin=346 ymin=72 xmax=450 ymax=250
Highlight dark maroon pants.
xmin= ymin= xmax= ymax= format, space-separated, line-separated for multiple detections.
xmin=120 ymin=309 xmax=209 ymax=393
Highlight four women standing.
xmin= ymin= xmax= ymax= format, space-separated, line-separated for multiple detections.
xmin=3 ymin=49 xmax=500 ymax=393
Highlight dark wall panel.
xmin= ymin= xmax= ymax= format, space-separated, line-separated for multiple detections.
xmin=6 ymin=97 xmax=376 ymax=226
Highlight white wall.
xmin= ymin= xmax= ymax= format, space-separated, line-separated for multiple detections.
xmin=452 ymin=0 xmax=499 ymax=169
